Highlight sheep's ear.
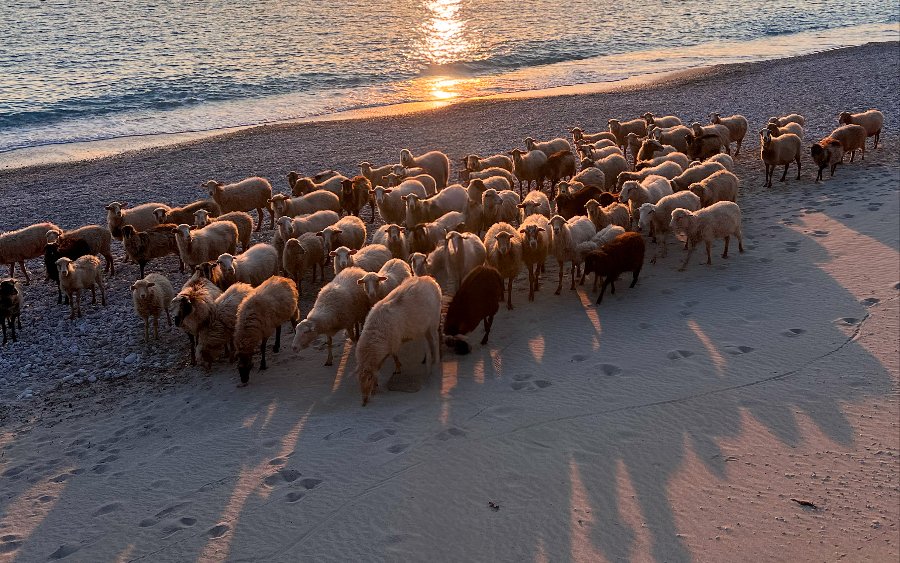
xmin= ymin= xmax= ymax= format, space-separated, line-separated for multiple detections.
xmin=537 ymin=227 xmax=545 ymax=232
xmin=378 ymin=276 xmax=388 ymax=282
xmin=333 ymin=229 xmax=342 ymax=235
xmin=368 ymin=189 xmax=376 ymax=195
xmin=146 ymin=282 xmax=155 ymax=288
xmin=349 ymin=249 xmax=357 ymax=255
xmin=383 ymin=188 xmax=392 ymax=194
xmin=399 ymin=227 xmax=406 ymax=233
xmin=518 ymin=229 xmax=526 ymax=234
xmin=130 ymin=283 xmax=138 ymax=291
xmin=516 ymin=203 xmax=525 ymax=208
xmin=328 ymin=251 xmax=336 ymax=257
xmin=356 ymin=278 xmax=365 ymax=285
xmin=401 ymin=195 xmax=408 ymax=201
xmin=104 ymin=204 xmax=113 ymax=210
xmin=315 ymin=231 xmax=323 ymax=237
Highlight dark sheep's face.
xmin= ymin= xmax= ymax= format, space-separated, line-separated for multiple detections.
xmin=172 ymin=297 xmax=191 ymax=327
xmin=237 ymin=354 xmax=253 ymax=384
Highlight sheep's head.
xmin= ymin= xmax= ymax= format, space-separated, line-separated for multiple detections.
xmin=641 ymin=112 xmax=654 ymax=124
xmin=286 ymin=171 xmax=300 ymax=191
xmin=619 ymin=182 xmax=638 ymax=203
xmin=481 ymin=189 xmax=499 ymax=209
xmin=585 ymin=199 xmax=601 ymax=217
xmin=236 ymin=353 xmax=253 ymax=386
xmin=669 ymin=208 xmax=694 ymax=235
xmin=104 ymin=202 xmax=126 ymax=219
xmin=340 ymin=179 xmax=354 ymax=199
xmin=838 ymin=111 xmax=852 ymax=125
xmin=399 ymin=149 xmax=415 ymax=167
xmin=284 ymin=237 xmax=303 ymax=256
xmin=507 ymin=148 xmax=525 ymax=161
xmin=709 ymin=112 xmax=721 ymax=124
xmin=608 ymin=119 xmax=620 ymax=131
xmin=401 ymin=192 xmax=421 ymax=213
xmin=556 ymin=181 xmax=571 ymax=197
xmin=764 ymin=122 xmax=781 ymax=136
xmin=359 ymin=368 xmax=378 ymax=406
xmin=293 ymin=178 xmax=315 ymax=196
xmin=276 ymin=216 xmax=293 ymax=240
xmin=372 ymin=186 xmax=390 ymax=205
xmin=386 ymin=224 xmax=404 ymax=244
xmin=216 ymin=254 xmax=236 ymax=276
xmin=516 ymin=200 xmax=537 ymax=218
xmin=760 ymin=129 xmax=773 ymax=147
xmin=637 ymin=203 xmax=656 ymax=232
xmin=359 ymin=162 xmax=373 ymax=174
xmin=203 ymin=181 xmax=223 ymax=197
xmin=690 ymin=123 xmax=704 ymax=135
xmin=152 ymin=208 xmax=168 ymax=224
xmin=408 ymin=253 xmax=427 ymax=276
xmin=317 ymin=227 xmax=342 ymax=251
xmin=0 ymin=280 xmax=19 ymax=307
xmin=291 ymin=320 xmax=318 ymax=352
xmin=193 ymin=209 xmax=211 ymax=227
xmin=357 ymin=272 xmax=388 ymax=305
xmin=548 ymin=215 xmax=566 ymax=236
xmin=524 ymin=137 xmax=537 ymax=151
xmin=580 ymin=157 xmax=594 ymax=171
xmin=386 ymin=173 xmax=403 ymax=187
xmin=570 ymin=127 xmax=583 ymax=139
xmin=462 ymin=155 xmax=479 ymax=171
xmin=175 ymin=224 xmax=192 ymax=239
xmin=767 ymin=117 xmax=779 ymax=125
xmin=494 ymin=231 xmax=515 ymax=255
xmin=45 ymin=229 xmax=61 ymax=244
xmin=445 ymin=231 xmax=463 ymax=253
xmin=519 ymin=224 xmax=545 ymax=250
xmin=131 ymin=279 xmax=156 ymax=302
xmin=55 ymin=257 xmax=73 ymax=278
xmin=329 ymin=246 xmax=356 ymax=272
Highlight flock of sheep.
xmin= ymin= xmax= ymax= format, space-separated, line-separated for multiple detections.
xmin=0 ymin=107 xmax=885 ymax=406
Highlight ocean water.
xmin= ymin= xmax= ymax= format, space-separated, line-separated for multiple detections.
xmin=1 ymin=0 xmax=897 ymax=154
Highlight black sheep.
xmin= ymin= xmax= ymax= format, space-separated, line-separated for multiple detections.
xmin=443 ymin=265 xmax=504 ymax=353
xmin=0 ymin=279 xmax=22 ymax=345
xmin=581 ymin=232 xmax=645 ymax=305
xmin=44 ymin=239 xmax=93 ymax=304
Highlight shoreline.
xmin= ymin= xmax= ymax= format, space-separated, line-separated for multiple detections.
xmin=2 ymin=38 xmax=897 ymax=171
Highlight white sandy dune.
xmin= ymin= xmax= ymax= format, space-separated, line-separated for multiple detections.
xmin=0 ymin=162 xmax=897 ymax=561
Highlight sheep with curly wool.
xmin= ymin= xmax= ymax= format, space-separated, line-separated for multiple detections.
xmin=829 ymin=124 xmax=867 ymax=163
xmin=357 ymin=258 xmax=413 ymax=306
xmin=484 ymin=222 xmax=523 ymax=310
xmin=203 ymin=177 xmax=273 ymax=231
xmin=638 ymin=191 xmax=701 ymax=263
xmin=689 ymin=170 xmax=740 ymax=208
xmin=282 ymin=234 xmax=325 ymax=293
xmin=318 ymin=215 xmax=366 ymax=253
xmin=810 ymin=137 xmax=845 ymax=182
xmin=670 ymin=201 xmax=744 ymax=271
xmin=57 ymin=256 xmax=105 ymax=320
xmin=671 ymin=161 xmax=726 ymax=191
xmin=196 ymin=282 xmax=253 ymax=370
xmin=548 ymin=215 xmax=595 ymax=294
xmin=175 ymin=221 xmax=238 ymax=269
xmin=193 ymin=209 xmax=253 ymax=253
xmin=636 ymin=151 xmax=691 ymax=172
xmin=759 ymin=129 xmax=802 ymax=187
xmin=708 ymin=113 xmax=749 ymax=155
xmin=131 ymin=273 xmax=174 ymax=342
xmin=838 ymin=109 xmax=884 ymax=149
xmin=233 ymin=276 xmax=299 ymax=385
xmin=331 ymin=244 xmax=392 ymax=275
xmin=399 ymin=149 xmax=450 ymax=189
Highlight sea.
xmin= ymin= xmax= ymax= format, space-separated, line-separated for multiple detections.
xmin=1 ymin=0 xmax=897 ymax=158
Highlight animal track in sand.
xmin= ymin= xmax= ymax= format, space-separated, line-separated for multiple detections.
xmin=781 ymin=328 xmax=806 ymax=337
xmin=93 ymin=502 xmax=122 ymax=517
xmin=366 ymin=429 xmax=397 ymax=442
xmin=436 ymin=428 xmax=467 ymax=441
xmin=387 ymin=443 xmax=410 ymax=454
xmin=679 ymin=310 xmax=693 ymax=317
xmin=285 ymin=491 xmax=305 ymax=503
xmin=299 ymin=478 xmax=322 ymax=490
xmin=0 ymin=535 xmax=21 ymax=555
xmin=264 ymin=469 xmax=301 ymax=487
xmin=835 ymin=317 xmax=861 ymax=326
xmin=208 ymin=524 xmax=230 ymax=538
xmin=667 ymin=350 xmax=695 ymax=360
xmin=511 ymin=373 xmax=552 ymax=391
xmin=861 ymin=297 xmax=880 ymax=307
xmin=323 ymin=427 xmax=354 ymax=441
xmin=724 ymin=345 xmax=755 ymax=355
xmin=597 ymin=364 xmax=623 ymax=377
xmin=810 ymin=230 xmax=829 ymax=237
xmin=570 ymin=354 xmax=587 ymax=362
xmin=842 ymin=213 xmax=855 ymax=218
xmin=48 ymin=544 xmax=80 ymax=560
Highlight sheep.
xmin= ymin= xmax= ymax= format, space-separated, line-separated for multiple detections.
xmin=359 ymin=161 xmax=396 ymax=187
xmin=583 ymin=153 xmax=628 ymax=191
xmin=544 ymin=150 xmax=577 ymax=191
xmin=708 ymin=113 xmax=749 ymax=155
xmin=403 ymin=185 xmax=469 ymax=229
xmin=196 ymin=282 xmax=253 ymax=370
xmin=482 ymin=188 xmax=521 ymax=228
xmin=443 ymin=265 xmax=504 ymax=354
xmin=570 ymin=128 xmax=617 ymax=145
xmin=43 ymin=238 xmax=91 ymax=305
xmin=233 ymin=276 xmax=300 ymax=385
xmin=575 ymin=225 xmax=627 ymax=265
xmin=289 ymin=174 xmax=347 ymax=197
xmin=399 ymin=149 xmax=450 ymax=189
xmin=357 ymin=258 xmax=413 ymax=306
xmin=216 ymin=243 xmax=279 ymax=289
xmin=193 ymin=209 xmax=253 ymax=253
xmin=171 ymin=276 xmax=222 ymax=365
xmin=704 ymin=153 xmax=734 ymax=171
xmin=175 ymin=221 xmax=238 ymax=269
xmin=670 ymin=201 xmax=744 ymax=270
xmin=331 ymin=244 xmax=392 ymax=275
xmin=517 ymin=190 xmax=552 ymax=220
xmin=370 ymin=222 xmax=408 ymax=258
xmin=641 ymin=113 xmax=682 ymax=128
xmin=759 ymin=129 xmax=802 ymax=187
xmin=203 ymin=177 xmax=273 ymax=231
xmin=285 ymin=210 xmax=341 ymax=240
xmin=0 ymin=221 xmax=61 ymax=283
xmin=608 ymin=118 xmax=649 ymax=151
xmin=340 ymin=176 xmax=374 ymax=219
xmin=571 ymin=166 xmax=606 ymax=189
xmin=636 ymin=151 xmax=691 ymax=172
xmin=619 ymin=175 xmax=674 ymax=223
xmin=458 ymin=166 xmax=517 ymax=186
xmin=121 ymin=224 xmax=182 ymax=279
xmin=518 ymin=214 xmax=549 ymax=301
xmin=462 ymin=153 xmax=513 ymax=172
xmin=484 ymin=222 xmax=523 ymax=310
xmin=637 ymin=191 xmax=701 ymax=263
xmin=105 ymin=202 xmax=168 ymax=241
xmin=648 ymin=124 xmax=692 ymax=153
xmin=467 ymin=177 xmax=511 ymax=205
xmin=318 ymin=215 xmax=366 ymax=253
xmin=282 ymin=234 xmax=325 ymax=293
xmin=829 ymin=124 xmax=868 ymax=163
xmin=372 ymin=180 xmax=428 ymax=225
xmin=270 ymin=190 xmax=341 ymax=219
xmin=407 ymin=212 xmax=466 ymax=254
xmin=408 ymin=252 xmax=427 ymax=276
xmin=577 ymin=145 xmax=622 ymax=161
xmin=388 ymin=170 xmax=438 ymax=195
xmin=548 ymin=215 xmax=595 ymax=294
xmin=131 ymin=273 xmax=175 ymax=342
xmin=444 ymin=230 xmax=487 ymax=292
xmin=56 ymin=256 xmax=105 ymax=320
xmin=689 ymin=170 xmax=740 ymax=207
xmin=670 ymin=161 xmax=726 ymax=191
xmin=635 ymin=138 xmax=677 ymax=163
xmin=768 ymin=113 xmax=806 ymax=127
xmin=685 ymin=133 xmax=727 ymax=161
xmin=0 ymin=279 xmax=22 ymax=345
xmin=154 ymin=200 xmax=221 ymax=226
xmin=765 ymin=121 xmax=804 ymax=140
xmin=292 ymin=266 xmax=370 ymax=366
xmin=554 ymin=182 xmax=603 ymax=220
xmin=615 ymin=160 xmax=682 ymax=190
xmin=44 ymin=225 xmax=114 ymax=303
xmin=624 ymin=133 xmax=645 ymax=163
xmin=580 ymin=232 xmax=646 ymax=304
xmin=810 ymin=137 xmax=845 ymax=181
xmin=839 ymin=109 xmax=884 ymax=149
xmin=691 ymin=123 xmax=732 ymax=151
xmin=585 ymin=199 xmax=631 ymax=231
xmin=524 ymin=136 xmax=571 ymax=156
xmin=508 ymin=149 xmax=548 ymax=193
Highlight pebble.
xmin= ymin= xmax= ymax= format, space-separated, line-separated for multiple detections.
xmin=123 ymin=353 xmax=138 ymax=365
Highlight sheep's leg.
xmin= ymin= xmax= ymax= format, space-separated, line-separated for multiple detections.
xmin=554 ymin=260 xmax=564 ymax=295
xmin=830 ymin=163 xmax=838 ymax=177
xmin=391 ymin=354 xmax=401 ymax=375
xmin=1 ymin=320 xmax=6 ymax=345
xmin=570 ymin=263 xmax=578 ymax=290
xmin=188 ymin=334 xmax=196 ymax=365
xmin=796 ymin=156 xmax=802 ymax=179
xmin=98 ymin=280 xmax=106 ymax=305
xmin=273 ymin=325 xmax=282 ymax=353
xmin=595 ymin=280 xmax=608 ymax=305
xmin=19 ymin=262 xmax=30 ymax=284
xmin=153 ymin=316 xmax=160 ymax=340
xmin=144 ymin=318 xmax=150 ymax=342
xmin=254 ymin=208 xmax=263 ymax=231
xmin=849 ymin=150 xmax=855 ymax=163
xmin=424 ymin=327 xmax=437 ymax=369
xmin=736 ymin=139 xmax=742 ymax=156
xmin=630 ymin=267 xmax=641 ymax=288
xmin=592 ymin=273 xmax=599 ymax=292
xmin=165 ymin=308 xmax=172 ymax=326
xmin=861 ymin=146 xmax=865 ymax=161
xmin=579 ymin=268 xmax=586 ymax=286
xmin=704 ymin=241 xmax=713 ymax=265
xmin=260 ymin=338 xmax=269 ymax=370
xmin=139 ymin=262 xmax=146 ymax=279
xmin=324 ymin=335 xmax=333 ymax=366
xmin=722 ymin=236 xmax=730 ymax=258
xmin=610 ymin=279 xmax=616 ymax=294
xmin=736 ymin=230 xmax=745 ymax=253
xmin=506 ymin=277 xmax=514 ymax=310
xmin=481 ymin=315 xmax=493 ymax=345
xmin=779 ymin=164 xmax=789 ymax=182
xmin=679 ymin=244 xmax=694 ymax=272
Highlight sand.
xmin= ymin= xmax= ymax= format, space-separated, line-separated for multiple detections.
xmin=0 ymin=43 xmax=897 ymax=562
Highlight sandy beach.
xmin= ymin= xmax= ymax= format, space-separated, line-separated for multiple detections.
xmin=0 ymin=42 xmax=897 ymax=561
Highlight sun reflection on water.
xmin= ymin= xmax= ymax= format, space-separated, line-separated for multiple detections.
xmin=416 ymin=0 xmax=482 ymax=101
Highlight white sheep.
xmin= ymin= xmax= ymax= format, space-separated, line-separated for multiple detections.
xmin=216 ymin=243 xmax=279 ymax=288
xmin=671 ymin=161 xmax=726 ymax=191
xmin=286 ymin=210 xmax=341 ymax=238
xmin=458 ymin=166 xmax=517 ymax=186
xmin=399 ymin=149 xmax=450 ymax=189
xmin=372 ymin=223 xmax=411 ymax=259
xmin=372 ymin=180 xmax=428 ymax=225
xmin=131 ymin=273 xmax=174 ymax=341
xmin=638 ymin=191 xmax=701 ymax=263
xmin=175 ymin=221 xmax=238 ymax=269
xmin=690 ymin=122 xmax=732 ymax=154
xmin=765 ymin=121 xmax=804 ymax=140
xmin=196 ymin=282 xmax=253 ymax=369
xmin=407 ymin=211 xmax=466 ymax=254
xmin=571 ymin=166 xmax=606 ymax=189
xmin=289 ymin=174 xmax=348 ymax=197
xmin=517 ymin=190 xmax=552 ymax=220
xmin=0 ymin=221 xmax=61 ymax=282
xmin=524 ymin=136 xmax=571 ymax=156
xmin=615 ymin=160 xmax=683 ymax=190
xmin=445 ymin=231 xmax=486 ymax=292
xmin=759 ymin=129 xmax=802 ymax=187
xmin=577 ymin=145 xmax=622 ymax=162
xmin=193 ymin=209 xmax=253 ymax=253
xmin=269 ymin=190 xmax=341 ymax=219
xmin=56 ymin=256 xmax=105 ymax=320
xmin=670 ymin=201 xmax=744 ymax=271
xmin=619 ymin=175 xmax=674 ymax=223
xmin=355 ymin=276 xmax=442 ymax=406
xmin=318 ymin=215 xmax=366 ymax=253
xmin=403 ymin=185 xmax=468 ymax=228
xmin=570 ymin=128 xmax=617 ymax=144
xmin=106 ymin=202 xmax=168 ymax=240
xmin=171 ymin=276 xmax=222 ymax=365
xmin=829 ymin=124 xmax=868 ymax=163
xmin=331 ymin=243 xmax=392 ymax=275
xmin=389 ymin=168 xmax=438 ymax=195
xmin=292 ymin=266 xmax=370 ymax=366
xmin=648 ymin=124 xmax=692 ymax=153
xmin=585 ymin=200 xmax=631 ymax=231
xmin=482 ymin=189 xmax=521 ymax=229
xmin=359 ymin=161 xmax=396 ymax=187
xmin=462 ymin=153 xmax=514 ymax=172
xmin=518 ymin=214 xmax=550 ymax=301
xmin=586 ymin=153 xmax=628 ymax=191
xmin=704 ymin=153 xmax=734 ymax=171
xmin=282 ymin=234 xmax=325 ymax=293
xmin=234 ymin=276 xmax=300 ymax=385
xmin=508 ymin=149 xmax=548 ymax=192
xmin=637 ymin=151 xmax=691 ymax=171
xmin=203 ymin=177 xmax=273 ymax=231
xmin=608 ymin=118 xmax=648 ymax=152
xmin=484 ymin=222 xmax=523 ymax=310
xmin=708 ymin=113 xmax=749 ymax=155
xmin=466 ymin=176 xmax=511 ymax=203
xmin=768 ymin=113 xmax=806 ymax=127
xmin=641 ymin=113 xmax=682 ymax=128
xmin=357 ymin=258 xmax=413 ymax=306
xmin=408 ymin=252 xmax=428 ymax=276
xmin=689 ymin=170 xmax=740 ymax=207
xmin=548 ymin=215 xmax=595 ymax=294
xmin=839 ymin=109 xmax=884 ymax=149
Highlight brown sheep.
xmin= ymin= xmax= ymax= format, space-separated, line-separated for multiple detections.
xmin=341 ymin=176 xmax=374 ymax=218
xmin=810 ymin=138 xmax=845 ymax=182
xmin=544 ymin=150 xmax=577 ymax=195
xmin=121 ymin=224 xmax=183 ymax=279
xmin=580 ymin=232 xmax=645 ymax=305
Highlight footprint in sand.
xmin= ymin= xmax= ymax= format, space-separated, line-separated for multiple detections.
xmin=436 ymin=428 xmax=467 ymax=441
xmin=727 ymin=285 xmax=742 ymax=292
xmin=285 ymin=491 xmax=305 ymax=503
xmin=724 ymin=345 xmax=755 ymax=355
xmin=93 ymin=502 xmax=122 ymax=517
xmin=570 ymin=354 xmax=588 ymax=362
xmin=366 ymin=429 xmax=397 ymax=443
xmin=387 ymin=443 xmax=410 ymax=454
xmin=667 ymin=350 xmax=695 ymax=360
xmin=861 ymin=297 xmax=880 ymax=307
xmin=810 ymin=230 xmax=829 ymax=237
xmin=0 ymin=535 xmax=22 ymax=555
xmin=48 ymin=545 xmax=80 ymax=560
xmin=893 ymin=282 xmax=900 ymax=291
xmin=533 ymin=380 xmax=552 ymax=388
xmin=842 ymin=213 xmax=855 ymax=219
xmin=323 ymin=427 xmax=353 ymax=441
xmin=597 ymin=364 xmax=623 ymax=377
xmin=781 ymin=328 xmax=806 ymax=337
xmin=262 ymin=438 xmax=278 ymax=448
xmin=38 ymin=495 xmax=54 ymax=503
xmin=835 ymin=317 xmax=861 ymax=326
xmin=679 ymin=310 xmax=693 ymax=317
xmin=299 ymin=478 xmax=322 ymax=490
xmin=264 ymin=469 xmax=301 ymax=487
xmin=207 ymin=524 xmax=230 ymax=538
xmin=510 ymin=373 xmax=551 ymax=391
